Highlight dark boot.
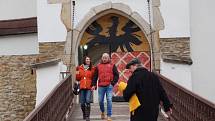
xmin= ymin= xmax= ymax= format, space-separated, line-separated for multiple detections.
xmin=85 ymin=104 xmax=91 ymax=121
xmin=81 ymin=104 xmax=86 ymax=119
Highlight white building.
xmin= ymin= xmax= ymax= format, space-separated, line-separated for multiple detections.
xmin=190 ymin=0 xmax=215 ymax=102
xmin=0 ymin=0 xmax=66 ymax=108
xmin=37 ymin=0 xmax=215 ymax=103
xmin=1 ymin=0 xmax=214 ymax=106
xmin=0 ymin=1 xmax=214 ymax=120
xmin=0 ymin=0 xmax=38 ymax=55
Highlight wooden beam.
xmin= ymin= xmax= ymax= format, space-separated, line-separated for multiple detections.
xmin=0 ymin=17 xmax=37 ymax=36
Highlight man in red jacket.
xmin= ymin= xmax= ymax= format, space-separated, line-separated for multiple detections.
xmin=91 ymin=53 xmax=119 ymax=121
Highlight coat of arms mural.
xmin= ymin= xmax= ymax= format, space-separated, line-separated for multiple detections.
xmin=80 ymin=13 xmax=151 ymax=98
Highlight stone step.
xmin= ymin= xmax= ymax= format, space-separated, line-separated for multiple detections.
xmin=68 ymin=102 xmax=166 ymax=121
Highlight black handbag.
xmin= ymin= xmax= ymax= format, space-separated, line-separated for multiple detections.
xmin=73 ymin=82 xmax=80 ymax=95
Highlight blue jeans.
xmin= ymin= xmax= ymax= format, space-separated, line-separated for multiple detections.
xmin=80 ymin=89 xmax=92 ymax=106
xmin=98 ymin=85 xmax=113 ymax=117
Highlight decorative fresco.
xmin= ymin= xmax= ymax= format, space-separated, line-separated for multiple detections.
xmin=80 ymin=13 xmax=151 ymax=99
xmin=80 ymin=13 xmax=150 ymax=52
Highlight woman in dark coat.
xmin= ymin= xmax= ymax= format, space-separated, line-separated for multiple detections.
xmin=123 ymin=58 xmax=173 ymax=121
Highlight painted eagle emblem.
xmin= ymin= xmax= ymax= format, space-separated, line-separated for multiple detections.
xmin=85 ymin=16 xmax=142 ymax=52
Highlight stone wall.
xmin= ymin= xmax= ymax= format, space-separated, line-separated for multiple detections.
xmin=160 ymin=37 xmax=192 ymax=64
xmin=38 ymin=42 xmax=65 ymax=62
xmin=0 ymin=55 xmax=37 ymax=121
xmin=0 ymin=42 xmax=66 ymax=121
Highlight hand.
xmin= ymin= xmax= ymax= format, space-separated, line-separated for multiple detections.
xmin=166 ymin=108 xmax=173 ymax=119
xmin=111 ymin=82 xmax=115 ymax=87
xmin=91 ymin=86 xmax=96 ymax=91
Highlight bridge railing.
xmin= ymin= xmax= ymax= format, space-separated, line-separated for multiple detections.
xmin=23 ymin=73 xmax=74 ymax=121
xmin=157 ymin=73 xmax=215 ymax=121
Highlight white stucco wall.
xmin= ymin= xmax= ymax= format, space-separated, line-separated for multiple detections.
xmin=0 ymin=0 xmax=36 ymax=20
xmin=190 ymin=0 xmax=215 ymax=103
xmin=37 ymin=0 xmax=194 ymax=99
xmin=0 ymin=34 xmax=39 ymax=55
xmin=160 ymin=0 xmax=190 ymax=38
xmin=74 ymin=0 xmax=149 ymax=27
xmin=37 ymin=0 xmax=66 ymax=42
xmin=160 ymin=61 xmax=192 ymax=91
xmin=0 ymin=0 xmax=38 ymax=55
xmin=36 ymin=61 xmax=67 ymax=106
xmin=38 ymin=0 xmax=191 ymax=42
xmin=38 ymin=0 xmax=149 ymax=42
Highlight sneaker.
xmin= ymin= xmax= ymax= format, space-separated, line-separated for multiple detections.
xmin=101 ymin=112 xmax=105 ymax=119
xmin=107 ymin=116 xmax=112 ymax=121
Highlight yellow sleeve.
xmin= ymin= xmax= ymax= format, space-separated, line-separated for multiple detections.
xmin=118 ymin=81 xmax=141 ymax=113
xmin=118 ymin=81 xmax=127 ymax=92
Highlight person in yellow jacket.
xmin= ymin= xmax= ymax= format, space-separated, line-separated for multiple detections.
xmin=122 ymin=58 xmax=173 ymax=121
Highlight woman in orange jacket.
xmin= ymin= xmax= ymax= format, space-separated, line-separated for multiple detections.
xmin=76 ymin=56 xmax=95 ymax=121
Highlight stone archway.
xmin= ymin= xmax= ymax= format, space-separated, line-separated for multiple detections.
xmin=71 ymin=2 xmax=161 ymax=70
xmin=78 ymin=11 xmax=153 ymax=99
xmin=63 ymin=1 xmax=163 ymax=75
xmin=61 ymin=1 xmax=163 ymax=102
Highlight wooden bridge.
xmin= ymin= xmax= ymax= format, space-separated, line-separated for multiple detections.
xmin=68 ymin=103 xmax=166 ymax=121
xmin=23 ymin=73 xmax=215 ymax=121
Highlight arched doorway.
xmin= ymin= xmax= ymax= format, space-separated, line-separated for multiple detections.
xmin=78 ymin=13 xmax=151 ymax=101
xmin=65 ymin=2 xmax=162 ymax=102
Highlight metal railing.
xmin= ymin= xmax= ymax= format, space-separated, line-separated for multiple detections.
xmin=157 ymin=73 xmax=215 ymax=121
xmin=23 ymin=74 xmax=74 ymax=121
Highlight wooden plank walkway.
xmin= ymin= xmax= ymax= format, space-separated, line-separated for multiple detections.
xmin=68 ymin=102 xmax=166 ymax=121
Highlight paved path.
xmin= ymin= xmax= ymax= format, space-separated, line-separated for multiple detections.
xmin=68 ymin=102 xmax=166 ymax=121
